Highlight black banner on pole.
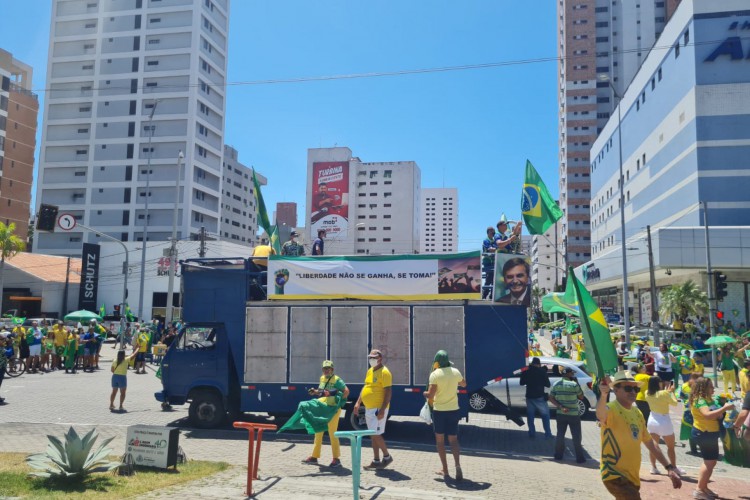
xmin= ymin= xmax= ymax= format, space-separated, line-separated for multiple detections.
xmin=78 ymin=243 xmax=101 ymax=312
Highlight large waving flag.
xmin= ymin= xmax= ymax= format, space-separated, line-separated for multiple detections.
xmin=252 ymin=169 xmax=281 ymax=254
xmin=568 ymin=267 xmax=618 ymax=378
xmin=521 ymin=160 xmax=564 ymax=235
xmin=542 ymin=277 xmax=579 ymax=316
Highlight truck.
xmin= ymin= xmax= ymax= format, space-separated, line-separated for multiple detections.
xmin=155 ymin=257 xmax=528 ymax=429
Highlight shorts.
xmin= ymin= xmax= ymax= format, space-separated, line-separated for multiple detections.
xmin=656 ymin=370 xmax=673 ymax=382
xmin=29 ymin=344 xmax=41 ymax=357
xmin=83 ymin=348 xmax=93 ymax=356
xmin=364 ymin=407 xmax=389 ymax=435
xmin=691 ymin=428 xmax=720 ymax=461
xmin=432 ymin=409 xmax=460 ymax=436
xmin=112 ymin=374 xmax=127 ymax=389
xmin=135 ymin=352 xmax=146 ymax=362
xmin=646 ymin=411 xmax=674 ymax=436
xmin=603 ymin=477 xmax=641 ymax=499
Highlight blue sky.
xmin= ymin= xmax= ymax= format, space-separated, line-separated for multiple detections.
xmin=1 ymin=0 xmax=558 ymax=251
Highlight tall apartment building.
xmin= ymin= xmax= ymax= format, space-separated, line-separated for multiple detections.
xmin=531 ymin=218 xmax=562 ymax=293
xmin=275 ymin=202 xmax=297 ymax=228
xmin=220 ymin=145 xmax=261 ymax=246
xmin=557 ymin=0 xmax=681 ymax=269
xmin=306 ymin=147 xmax=420 ymax=256
xmin=0 ymin=49 xmax=38 ymax=241
xmin=36 ymin=0 xmax=229 ymax=255
xmin=420 ymin=188 xmax=457 ymax=254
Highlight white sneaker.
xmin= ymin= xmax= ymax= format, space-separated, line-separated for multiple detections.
xmin=693 ymin=489 xmax=714 ymax=500
xmin=676 ymin=466 xmax=687 ymax=475
xmin=650 ymin=466 xmax=660 ymax=475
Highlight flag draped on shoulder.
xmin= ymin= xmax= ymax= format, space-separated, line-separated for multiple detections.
xmin=252 ymin=168 xmax=281 ymax=254
xmin=568 ymin=267 xmax=619 ymax=378
xmin=521 ymin=160 xmax=564 ymax=235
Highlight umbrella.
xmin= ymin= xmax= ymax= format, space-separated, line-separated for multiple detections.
xmin=64 ymin=310 xmax=103 ymax=323
xmin=703 ymin=335 xmax=736 ymax=346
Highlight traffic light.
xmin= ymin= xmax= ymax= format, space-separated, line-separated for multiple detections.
xmin=36 ymin=204 xmax=59 ymax=232
xmin=715 ymin=310 xmax=724 ymax=327
xmin=714 ymin=271 xmax=728 ymax=301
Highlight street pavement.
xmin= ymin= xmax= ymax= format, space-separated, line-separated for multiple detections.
xmin=0 ymin=341 xmax=748 ymax=499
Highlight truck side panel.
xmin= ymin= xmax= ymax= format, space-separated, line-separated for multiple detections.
xmin=244 ymin=306 xmax=287 ymax=383
xmin=371 ymin=306 xmax=410 ymax=385
xmin=290 ymin=307 xmax=327 ymax=382
xmin=413 ymin=306 xmax=465 ymax=386
xmin=330 ymin=306 xmax=368 ymax=384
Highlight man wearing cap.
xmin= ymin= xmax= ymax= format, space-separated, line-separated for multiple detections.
xmin=597 ymin=371 xmax=682 ymax=498
xmin=424 ymin=350 xmax=467 ymax=480
xmin=303 ymin=360 xmax=349 ymax=468
xmin=549 ymin=366 xmax=586 ymax=463
xmin=282 ymin=231 xmax=305 ymax=256
xmin=520 ymin=357 xmax=552 ymax=439
xmin=354 ymin=349 xmax=394 ymax=469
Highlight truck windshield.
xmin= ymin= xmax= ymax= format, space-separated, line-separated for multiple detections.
xmin=175 ymin=326 xmax=217 ymax=351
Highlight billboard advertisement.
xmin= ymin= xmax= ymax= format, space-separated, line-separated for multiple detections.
xmin=77 ymin=243 xmax=101 ymax=312
xmin=493 ymin=253 xmax=531 ymax=307
xmin=310 ymin=161 xmax=349 ymax=239
xmin=268 ymin=252 xmax=481 ymax=300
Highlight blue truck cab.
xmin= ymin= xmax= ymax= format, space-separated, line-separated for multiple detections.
xmin=156 ymin=257 xmax=527 ymax=428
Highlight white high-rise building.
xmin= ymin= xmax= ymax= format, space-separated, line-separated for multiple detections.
xmin=531 ymin=218 xmax=563 ymax=294
xmin=220 ymin=145 xmax=263 ymax=247
xmin=36 ymin=0 xmax=229 ymax=255
xmin=306 ymin=147 xmax=421 ymax=256
xmin=420 ymin=188 xmax=457 ymax=254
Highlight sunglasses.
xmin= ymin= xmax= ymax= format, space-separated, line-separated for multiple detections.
xmin=617 ymin=385 xmax=639 ymax=393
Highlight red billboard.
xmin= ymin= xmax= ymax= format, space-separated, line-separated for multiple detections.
xmin=311 ymin=161 xmax=349 ymax=239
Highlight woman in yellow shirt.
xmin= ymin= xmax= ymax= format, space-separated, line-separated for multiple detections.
xmin=644 ymin=376 xmax=683 ymax=475
xmin=110 ymin=349 xmax=138 ymax=412
xmin=689 ymin=378 xmax=736 ymax=500
xmin=633 ymin=363 xmax=652 ymax=422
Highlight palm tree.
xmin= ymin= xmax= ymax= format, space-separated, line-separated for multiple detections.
xmin=658 ymin=280 xmax=708 ymax=324
xmin=0 ymin=222 xmax=26 ymax=311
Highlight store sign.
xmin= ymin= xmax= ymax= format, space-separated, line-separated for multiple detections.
xmin=125 ymin=425 xmax=179 ymax=469
xmin=77 ymin=243 xmax=100 ymax=312
xmin=705 ymin=20 xmax=750 ymax=62
xmin=582 ymin=263 xmax=600 ymax=284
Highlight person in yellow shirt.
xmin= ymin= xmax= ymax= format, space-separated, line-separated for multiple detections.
xmin=692 ymin=354 xmax=705 ymax=377
xmin=633 ymin=363 xmax=652 ymax=422
xmin=51 ymin=321 xmax=68 ymax=370
xmin=424 ymin=350 xmax=467 ymax=480
xmin=689 ymin=378 xmax=735 ymax=499
xmin=302 ymin=360 xmax=349 ymax=468
xmin=251 ymin=239 xmax=275 ymax=270
xmin=644 ymin=377 xmax=684 ymax=475
xmin=354 ymin=349 xmax=393 ymax=470
xmin=739 ymin=359 xmax=750 ymax=399
xmin=110 ymin=348 xmax=139 ymax=412
xmin=134 ymin=330 xmax=150 ymax=374
xmin=596 ymin=371 xmax=682 ymax=498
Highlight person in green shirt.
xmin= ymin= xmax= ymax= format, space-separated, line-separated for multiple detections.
xmin=302 ymin=360 xmax=349 ymax=468
xmin=549 ymin=366 xmax=585 ymax=463
xmin=718 ymin=345 xmax=737 ymax=394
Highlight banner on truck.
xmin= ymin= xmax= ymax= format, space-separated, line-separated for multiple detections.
xmin=493 ymin=253 xmax=532 ymax=307
xmin=310 ymin=161 xmax=349 ymax=240
xmin=268 ymin=252 xmax=481 ymax=300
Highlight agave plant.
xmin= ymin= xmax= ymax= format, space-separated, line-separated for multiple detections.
xmin=27 ymin=427 xmax=122 ymax=479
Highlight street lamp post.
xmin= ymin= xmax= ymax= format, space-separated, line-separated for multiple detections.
xmin=599 ymin=74 xmax=632 ymax=344
xmin=137 ymin=99 xmax=159 ymax=321
xmin=165 ymin=150 xmax=183 ymax=326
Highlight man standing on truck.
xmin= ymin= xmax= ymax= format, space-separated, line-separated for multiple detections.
xmin=354 ymin=349 xmax=394 ymax=469
xmin=281 ymin=231 xmax=305 ymax=256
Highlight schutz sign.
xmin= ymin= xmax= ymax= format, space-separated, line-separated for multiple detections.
xmin=77 ymin=243 xmax=100 ymax=312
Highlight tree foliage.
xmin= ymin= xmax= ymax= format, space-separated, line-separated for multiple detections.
xmin=658 ymin=280 xmax=708 ymax=323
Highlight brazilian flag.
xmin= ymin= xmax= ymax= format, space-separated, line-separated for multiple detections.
xmin=569 ymin=267 xmax=619 ymax=378
xmin=542 ymin=276 xmax=579 ymax=316
xmin=252 ymin=169 xmax=281 ymax=255
xmin=521 ymin=160 xmax=564 ymax=235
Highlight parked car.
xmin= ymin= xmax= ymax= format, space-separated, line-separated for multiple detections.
xmin=472 ymin=357 xmax=597 ymax=417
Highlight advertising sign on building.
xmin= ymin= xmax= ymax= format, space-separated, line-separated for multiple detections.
xmin=77 ymin=243 xmax=100 ymax=312
xmin=310 ymin=161 xmax=349 ymax=239
xmin=125 ymin=425 xmax=179 ymax=469
xmin=268 ymin=252 xmax=481 ymax=300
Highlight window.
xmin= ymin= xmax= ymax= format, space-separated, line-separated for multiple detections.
xmin=684 ymin=30 xmax=689 ymax=46
xmin=82 ymin=64 xmax=93 ymax=70
xmin=150 ymin=17 xmax=161 ymax=23
xmin=674 ymin=43 xmax=680 ymax=58
xmin=658 ymin=67 xmax=663 ymax=81
xmin=147 ymin=60 xmax=159 ymax=66
xmin=149 ymin=39 xmax=160 ymax=44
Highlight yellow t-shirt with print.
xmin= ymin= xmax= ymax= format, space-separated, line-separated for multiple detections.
xmin=600 ymin=400 xmax=650 ymax=487
xmin=691 ymin=397 xmax=719 ymax=432
xmin=360 ymin=366 xmax=392 ymax=409
xmin=634 ymin=373 xmax=650 ymax=401
xmin=692 ymin=362 xmax=705 ymax=375
xmin=52 ymin=326 xmax=68 ymax=347
xmin=137 ymin=333 xmax=150 ymax=353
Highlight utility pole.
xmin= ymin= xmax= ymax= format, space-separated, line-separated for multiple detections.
xmin=165 ymin=151 xmax=183 ymax=327
xmin=646 ymin=225 xmax=659 ymax=345
xmin=701 ymin=200 xmax=719 ymax=387
xmin=62 ymin=256 xmax=70 ymax=316
xmin=199 ymin=226 xmax=206 ymax=258
xmin=137 ymin=99 xmax=159 ymax=322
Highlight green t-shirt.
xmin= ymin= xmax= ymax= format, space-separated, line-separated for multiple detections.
xmin=721 ymin=355 xmax=735 ymax=370
xmin=550 ymin=378 xmax=583 ymax=411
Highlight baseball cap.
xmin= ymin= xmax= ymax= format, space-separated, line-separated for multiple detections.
xmin=368 ymin=349 xmax=383 ymax=358
xmin=322 ymin=360 xmax=334 ymax=369
xmin=290 ymin=230 xmax=299 ymax=237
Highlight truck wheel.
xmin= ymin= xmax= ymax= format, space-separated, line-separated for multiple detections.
xmin=469 ymin=391 xmax=489 ymax=412
xmin=348 ymin=406 xmax=367 ymax=431
xmin=188 ymin=390 xmax=225 ymax=429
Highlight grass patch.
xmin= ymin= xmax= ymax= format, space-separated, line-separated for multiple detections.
xmin=0 ymin=452 xmax=229 ymax=499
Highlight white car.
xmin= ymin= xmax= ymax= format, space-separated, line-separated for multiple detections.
xmin=470 ymin=357 xmax=597 ymax=417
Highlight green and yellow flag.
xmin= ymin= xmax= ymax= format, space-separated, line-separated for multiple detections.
xmin=542 ymin=277 xmax=579 ymax=316
xmin=568 ymin=267 xmax=619 ymax=378
xmin=252 ymin=169 xmax=281 ymax=254
xmin=521 ymin=160 xmax=564 ymax=235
